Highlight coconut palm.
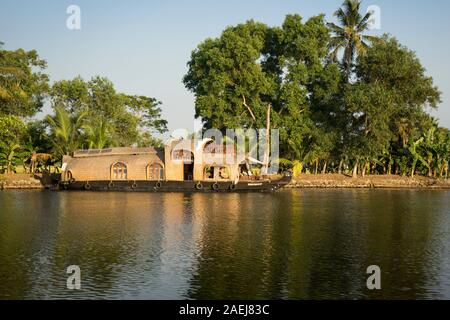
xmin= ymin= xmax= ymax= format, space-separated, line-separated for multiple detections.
xmin=327 ymin=0 xmax=378 ymax=81
xmin=45 ymin=106 xmax=86 ymax=157
xmin=275 ymin=138 xmax=309 ymax=177
xmin=83 ymin=119 xmax=113 ymax=150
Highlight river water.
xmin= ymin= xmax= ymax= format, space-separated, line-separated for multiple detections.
xmin=0 ymin=189 xmax=449 ymax=299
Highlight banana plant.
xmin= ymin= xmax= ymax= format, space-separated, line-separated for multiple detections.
xmin=408 ymin=137 xmax=428 ymax=178
xmin=0 ymin=141 xmax=27 ymax=174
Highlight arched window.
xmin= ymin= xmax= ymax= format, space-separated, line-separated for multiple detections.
xmin=66 ymin=170 xmax=73 ymax=181
xmin=147 ymin=163 xmax=164 ymax=181
xmin=112 ymin=162 xmax=128 ymax=180
xmin=172 ymin=149 xmax=194 ymax=163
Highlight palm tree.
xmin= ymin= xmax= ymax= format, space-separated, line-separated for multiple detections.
xmin=45 ymin=106 xmax=86 ymax=157
xmin=83 ymin=120 xmax=113 ymax=149
xmin=327 ymin=0 xmax=378 ymax=81
xmin=276 ymin=138 xmax=310 ymax=177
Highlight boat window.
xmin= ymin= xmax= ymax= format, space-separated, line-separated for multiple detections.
xmin=218 ymin=166 xmax=230 ymax=179
xmin=205 ymin=166 xmax=214 ymax=179
xmin=172 ymin=149 xmax=194 ymax=163
xmin=112 ymin=162 xmax=128 ymax=180
xmin=147 ymin=163 xmax=164 ymax=180
xmin=204 ymin=166 xmax=230 ymax=180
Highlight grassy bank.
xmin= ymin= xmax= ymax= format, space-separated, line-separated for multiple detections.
xmin=287 ymin=174 xmax=450 ymax=189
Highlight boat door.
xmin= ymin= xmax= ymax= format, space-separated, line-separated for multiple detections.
xmin=184 ymin=163 xmax=194 ymax=181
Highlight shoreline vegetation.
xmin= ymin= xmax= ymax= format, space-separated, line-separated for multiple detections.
xmin=1 ymin=173 xmax=449 ymax=190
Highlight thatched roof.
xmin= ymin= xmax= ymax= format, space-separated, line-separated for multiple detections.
xmin=73 ymin=147 xmax=160 ymax=158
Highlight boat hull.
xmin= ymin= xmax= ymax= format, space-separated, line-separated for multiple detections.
xmin=59 ymin=176 xmax=292 ymax=193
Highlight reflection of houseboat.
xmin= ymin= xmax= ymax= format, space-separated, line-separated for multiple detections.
xmin=60 ymin=139 xmax=291 ymax=192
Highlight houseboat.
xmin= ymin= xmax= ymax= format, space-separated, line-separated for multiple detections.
xmin=59 ymin=138 xmax=291 ymax=192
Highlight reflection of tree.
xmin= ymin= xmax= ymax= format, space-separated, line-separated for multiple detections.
xmin=0 ymin=190 xmax=448 ymax=299
xmin=187 ymin=190 xmax=448 ymax=299
xmin=0 ymin=191 xmax=61 ymax=299
xmin=47 ymin=192 xmax=167 ymax=299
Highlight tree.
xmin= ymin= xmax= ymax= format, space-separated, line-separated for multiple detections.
xmin=183 ymin=20 xmax=273 ymax=130
xmin=184 ymin=14 xmax=341 ymax=167
xmin=0 ymin=48 xmax=49 ymax=117
xmin=83 ymin=119 xmax=113 ymax=150
xmin=341 ymin=36 xmax=441 ymax=177
xmin=45 ymin=106 xmax=86 ymax=157
xmin=327 ymin=0 xmax=378 ymax=81
xmin=0 ymin=141 xmax=25 ymax=174
xmin=50 ymin=76 xmax=167 ymax=148
xmin=0 ymin=115 xmax=29 ymax=173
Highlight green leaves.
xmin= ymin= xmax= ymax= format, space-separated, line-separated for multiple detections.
xmin=183 ymin=13 xmax=338 ymax=164
xmin=48 ymin=76 xmax=168 ymax=154
xmin=183 ymin=6 xmax=446 ymax=178
xmin=45 ymin=106 xmax=86 ymax=157
xmin=0 ymin=48 xmax=49 ymax=117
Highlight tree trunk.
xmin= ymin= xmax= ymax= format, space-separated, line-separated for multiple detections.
xmin=322 ymin=161 xmax=327 ymax=174
xmin=440 ymin=163 xmax=445 ymax=178
xmin=445 ymin=161 xmax=449 ymax=180
xmin=261 ymin=104 xmax=271 ymax=176
xmin=338 ymin=159 xmax=343 ymax=175
xmin=352 ymin=160 xmax=359 ymax=178
xmin=362 ymin=162 xmax=368 ymax=178
xmin=411 ymin=159 xmax=417 ymax=178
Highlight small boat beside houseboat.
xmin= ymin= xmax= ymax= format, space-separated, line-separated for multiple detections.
xmin=59 ymin=139 xmax=291 ymax=192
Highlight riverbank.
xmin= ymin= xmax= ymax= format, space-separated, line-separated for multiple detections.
xmin=0 ymin=174 xmax=45 ymax=190
xmin=287 ymin=174 xmax=450 ymax=189
xmin=1 ymin=173 xmax=450 ymax=190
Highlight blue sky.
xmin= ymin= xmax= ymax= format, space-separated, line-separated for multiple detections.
xmin=1 ymin=0 xmax=449 ymax=133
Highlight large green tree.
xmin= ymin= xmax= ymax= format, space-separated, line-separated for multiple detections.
xmin=50 ymin=76 xmax=167 ymax=149
xmin=341 ymin=36 xmax=441 ymax=176
xmin=0 ymin=47 xmax=49 ymax=117
xmin=184 ymin=14 xmax=341 ymax=168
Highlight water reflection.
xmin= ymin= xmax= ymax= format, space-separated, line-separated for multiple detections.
xmin=0 ymin=189 xmax=449 ymax=299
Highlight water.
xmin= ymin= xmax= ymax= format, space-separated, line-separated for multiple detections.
xmin=0 ymin=189 xmax=449 ymax=300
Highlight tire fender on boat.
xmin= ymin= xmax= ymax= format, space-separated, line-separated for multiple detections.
xmin=195 ymin=182 xmax=203 ymax=190
xmin=212 ymin=182 xmax=219 ymax=191
xmin=84 ymin=182 xmax=91 ymax=190
xmin=155 ymin=181 xmax=162 ymax=189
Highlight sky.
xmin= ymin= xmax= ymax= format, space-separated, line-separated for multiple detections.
xmin=1 ymin=0 xmax=450 ymax=134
